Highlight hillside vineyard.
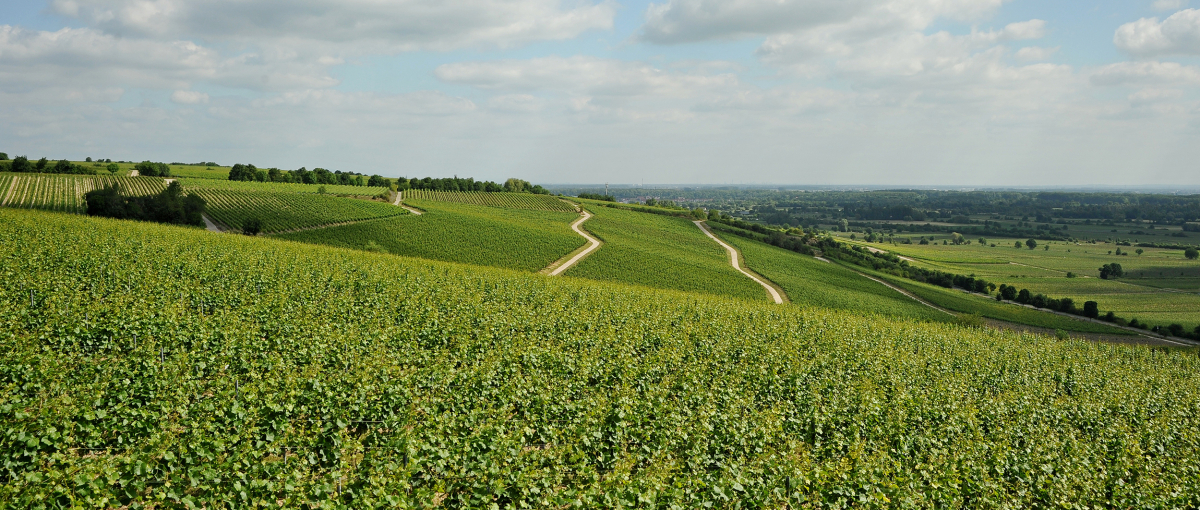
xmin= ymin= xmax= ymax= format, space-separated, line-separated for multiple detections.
xmin=3 ymin=209 xmax=1200 ymax=507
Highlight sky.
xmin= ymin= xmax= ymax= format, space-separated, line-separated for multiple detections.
xmin=2 ymin=0 xmax=1199 ymax=186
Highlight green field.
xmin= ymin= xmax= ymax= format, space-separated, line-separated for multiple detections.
xmin=167 ymin=164 xmax=230 ymax=179
xmin=4 ymin=208 xmax=1200 ymax=507
xmin=565 ymin=204 xmax=768 ymax=301
xmin=0 ymin=173 xmax=167 ymax=212
xmin=850 ymin=238 xmax=1200 ymax=328
xmin=275 ymin=198 xmax=584 ymax=272
xmin=193 ymin=188 xmax=409 ymax=234
xmin=716 ymin=231 xmax=951 ymax=322
xmin=178 ymin=178 xmax=385 ymax=196
xmin=403 ymin=189 xmax=578 ymax=212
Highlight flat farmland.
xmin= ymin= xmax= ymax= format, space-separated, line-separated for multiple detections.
xmin=853 ymin=238 xmax=1200 ymax=328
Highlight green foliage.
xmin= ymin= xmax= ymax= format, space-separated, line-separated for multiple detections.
xmin=84 ymin=181 xmax=205 ymax=227
xmin=717 ymin=232 xmax=949 ymax=321
xmin=565 ymin=205 xmax=767 ymax=301
xmin=1187 ymin=248 xmax=1199 ymax=260
xmin=105 ymin=163 xmax=119 ymax=175
xmin=404 ymin=189 xmax=577 ymax=212
xmin=0 ymin=174 xmax=167 ymax=213
xmin=3 ymin=208 xmax=1200 ymax=507
xmin=278 ymin=199 xmax=583 ymax=272
xmin=190 ymin=188 xmax=407 ymax=234
xmin=242 ymin=217 xmax=263 ymax=236
xmin=1026 ymin=238 xmax=1038 ymax=250
xmin=177 ymin=178 xmax=383 ymax=196
xmin=134 ymin=161 xmax=171 ymax=177
xmin=1099 ymin=263 xmax=1125 ymax=280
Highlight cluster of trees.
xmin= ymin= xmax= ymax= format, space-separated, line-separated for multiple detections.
xmin=1099 ymin=263 xmax=1124 ymax=279
xmin=229 ymin=164 xmax=373 ymax=186
xmin=84 ymin=182 xmax=205 ymax=227
xmin=996 ymin=284 xmax=1096 ymax=317
xmin=1 ymin=156 xmax=100 ymax=175
xmin=134 ymin=161 xmax=171 ymax=177
xmin=577 ymin=193 xmax=616 ymax=202
xmin=399 ymin=176 xmax=549 ymax=195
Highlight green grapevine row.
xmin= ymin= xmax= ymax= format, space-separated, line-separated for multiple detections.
xmin=190 ymin=188 xmax=408 ymax=233
xmin=178 ymin=178 xmax=385 ymax=196
xmin=0 ymin=173 xmax=167 ymax=213
xmin=277 ymin=198 xmax=585 ymax=272
xmin=3 ymin=208 xmax=1200 ymax=507
xmin=403 ymin=190 xmax=577 ymax=212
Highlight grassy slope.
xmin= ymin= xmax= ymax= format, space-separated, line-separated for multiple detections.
xmin=564 ymin=204 xmax=767 ymax=302
xmin=4 ymin=208 xmax=1200 ymax=507
xmin=403 ymin=190 xmax=577 ymax=213
xmin=716 ymin=231 xmax=951 ymax=322
xmin=857 ymin=240 xmax=1200 ymax=327
xmin=275 ymin=198 xmax=584 ymax=272
xmin=178 ymin=178 xmax=385 ymax=196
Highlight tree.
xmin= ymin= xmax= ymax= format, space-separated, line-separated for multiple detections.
xmin=1136 ymin=248 xmax=1144 ymax=256
xmin=228 ymin=163 xmax=258 ymax=181
xmin=838 ymin=219 xmax=849 ymax=232
xmin=53 ymin=159 xmax=73 ymax=173
xmin=978 ymin=237 xmax=987 ymax=245
xmin=1014 ymin=241 xmax=1022 ymax=249
xmin=1099 ymin=263 xmax=1124 ymax=279
xmin=1083 ymin=301 xmax=1099 ymax=318
xmin=11 ymin=156 xmax=31 ymax=172
xmin=85 ymin=157 xmax=93 ymax=162
xmin=36 ymin=157 xmax=49 ymax=170
xmin=242 ymin=217 xmax=263 ymax=236
xmin=135 ymin=161 xmax=171 ymax=177
xmin=0 ymin=152 xmax=7 ymax=160
xmin=950 ymin=232 xmax=965 ymax=245
xmin=1186 ymin=248 xmax=1199 ymax=260
xmin=504 ymin=178 xmax=529 ymax=193
xmin=1026 ymin=238 xmax=1037 ymax=250
xmin=106 ymin=163 xmax=120 ymax=175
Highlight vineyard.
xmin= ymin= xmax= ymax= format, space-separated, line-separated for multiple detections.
xmin=191 ymin=188 xmax=408 ymax=233
xmin=0 ymin=173 xmax=167 ymax=213
xmin=403 ymin=189 xmax=577 ymax=212
xmin=565 ymin=205 xmax=768 ymax=301
xmin=717 ymin=230 xmax=952 ymax=322
xmin=277 ymin=198 xmax=584 ymax=272
xmin=178 ymin=178 xmax=385 ymax=196
xmin=3 ymin=208 xmax=1200 ymax=507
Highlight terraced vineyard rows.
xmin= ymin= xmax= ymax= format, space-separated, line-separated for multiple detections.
xmin=191 ymin=188 xmax=408 ymax=233
xmin=403 ymin=189 xmax=577 ymax=212
xmin=0 ymin=173 xmax=167 ymax=212
xmin=277 ymin=198 xmax=584 ymax=271
xmin=565 ymin=204 xmax=768 ymax=301
xmin=178 ymin=178 xmax=385 ymax=196
xmin=4 ymin=208 xmax=1200 ymax=507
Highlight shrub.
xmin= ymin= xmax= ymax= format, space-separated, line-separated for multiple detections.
xmin=242 ymin=217 xmax=263 ymax=236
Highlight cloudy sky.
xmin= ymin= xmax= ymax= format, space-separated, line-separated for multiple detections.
xmin=2 ymin=1 xmax=1199 ymax=185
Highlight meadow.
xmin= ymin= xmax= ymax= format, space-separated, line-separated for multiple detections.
xmin=853 ymin=238 xmax=1200 ymax=328
xmin=275 ymin=199 xmax=584 ymax=272
xmin=192 ymin=189 xmax=409 ymax=234
xmin=715 ymin=232 xmax=951 ymax=322
xmin=3 ymin=208 xmax=1200 ymax=507
xmin=564 ymin=204 xmax=768 ymax=302
xmin=403 ymin=190 xmax=577 ymax=213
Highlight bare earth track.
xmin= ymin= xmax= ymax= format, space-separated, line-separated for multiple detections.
xmin=694 ymin=221 xmax=784 ymax=304
xmin=543 ymin=209 xmax=601 ymax=276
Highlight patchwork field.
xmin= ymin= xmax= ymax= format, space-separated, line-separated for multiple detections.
xmin=403 ymin=189 xmax=577 ymax=212
xmin=844 ymin=238 xmax=1200 ymax=328
xmin=0 ymin=173 xmax=168 ymax=212
xmin=177 ymin=178 xmax=386 ymax=196
xmin=564 ymin=204 xmax=768 ymax=301
xmin=275 ymin=198 xmax=584 ymax=272
xmin=193 ymin=188 xmax=409 ymax=234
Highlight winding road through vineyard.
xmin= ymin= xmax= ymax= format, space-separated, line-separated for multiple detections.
xmin=695 ymin=220 xmax=784 ymax=304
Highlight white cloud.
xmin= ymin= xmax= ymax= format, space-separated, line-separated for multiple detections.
xmin=51 ymin=0 xmax=616 ymax=51
xmin=640 ymin=0 xmax=1008 ymax=44
xmin=1090 ymin=61 xmax=1200 ymax=86
xmin=1015 ymin=46 xmax=1059 ymax=61
xmin=1152 ymin=0 xmax=1189 ymax=12
xmin=435 ymin=56 xmax=739 ymax=97
xmin=170 ymin=90 xmax=209 ymax=104
xmin=1114 ymin=9 xmax=1200 ymax=57
xmin=0 ymin=25 xmax=338 ymax=93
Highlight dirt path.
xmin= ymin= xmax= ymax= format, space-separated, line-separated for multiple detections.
xmin=694 ymin=221 xmax=784 ymax=304
xmin=129 ymin=170 xmax=139 ymax=177
xmin=864 ymin=245 xmax=914 ymax=262
xmin=398 ymin=204 xmax=423 ymax=215
xmin=201 ymin=214 xmax=225 ymax=233
xmin=0 ymin=176 xmax=17 ymax=206
xmin=853 ymin=271 xmax=956 ymax=316
xmin=544 ymin=210 xmax=602 ymax=276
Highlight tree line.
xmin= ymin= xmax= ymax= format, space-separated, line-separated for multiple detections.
xmin=226 ymin=164 xmax=551 ymax=195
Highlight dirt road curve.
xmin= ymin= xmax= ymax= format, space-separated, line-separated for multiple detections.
xmin=548 ymin=210 xmax=601 ymax=276
xmin=694 ymin=221 xmax=783 ymax=304
xmin=201 ymin=214 xmax=224 ymax=233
